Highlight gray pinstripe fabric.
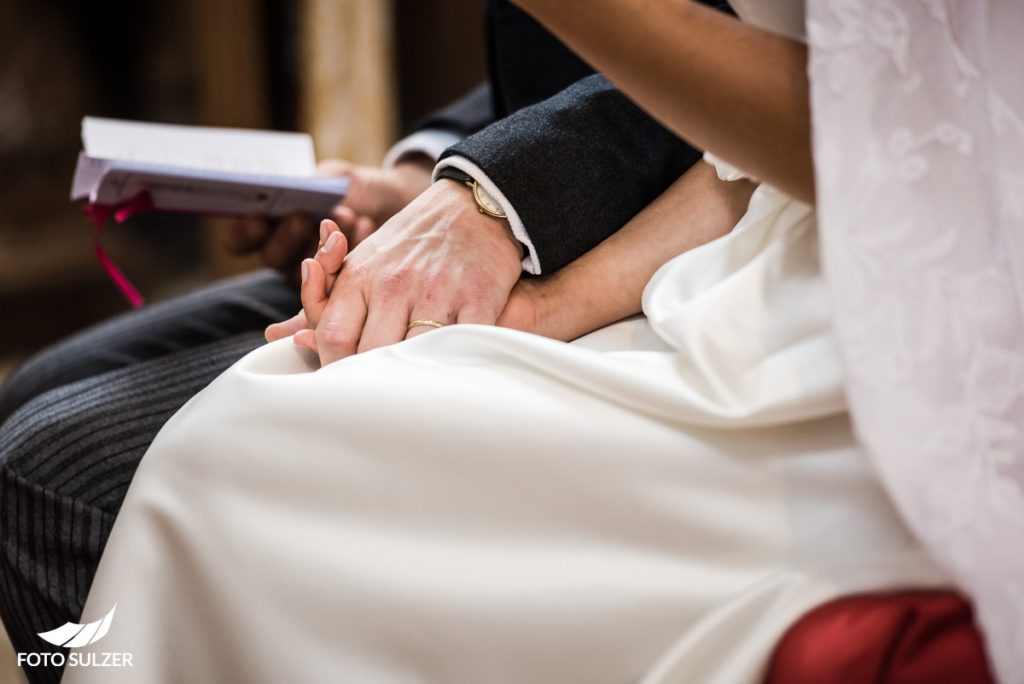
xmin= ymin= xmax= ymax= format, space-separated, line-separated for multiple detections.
xmin=0 ymin=270 xmax=297 ymax=426
xmin=0 ymin=271 xmax=297 ymax=683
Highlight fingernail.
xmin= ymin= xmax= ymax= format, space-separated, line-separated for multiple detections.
xmin=321 ymin=232 xmax=340 ymax=254
xmin=319 ymin=220 xmax=330 ymax=244
xmin=301 ymin=259 xmax=309 ymax=283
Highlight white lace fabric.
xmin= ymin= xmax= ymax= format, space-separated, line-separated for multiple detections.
xmin=806 ymin=1 xmax=1024 ymax=680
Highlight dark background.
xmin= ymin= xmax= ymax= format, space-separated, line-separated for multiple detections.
xmin=0 ymin=0 xmax=486 ymax=378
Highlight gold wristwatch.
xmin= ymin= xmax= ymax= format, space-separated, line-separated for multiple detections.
xmin=436 ymin=167 xmax=508 ymax=219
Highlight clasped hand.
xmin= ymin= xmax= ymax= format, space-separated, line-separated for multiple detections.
xmin=266 ymin=180 xmax=527 ymax=366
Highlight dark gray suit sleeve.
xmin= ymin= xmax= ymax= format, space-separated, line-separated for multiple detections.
xmin=440 ymin=74 xmax=704 ymax=274
xmin=412 ymin=83 xmax=496 ymax=138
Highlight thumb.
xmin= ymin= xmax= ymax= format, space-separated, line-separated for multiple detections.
xmin=316 ymin=159 xmax=355 ymax=178
xmin=339 ymin=165 xmax=390 ymax=221
xmin=265 ymin=311 xmax=310 ymax=343
xmin=318 ymin=160 xmax=369 ymax=217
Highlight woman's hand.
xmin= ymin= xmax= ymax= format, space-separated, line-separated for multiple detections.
xmin=226 ymin=157 xmax=434 ymax=272
xmin=264 ymin=219 xmax=349 ymax=346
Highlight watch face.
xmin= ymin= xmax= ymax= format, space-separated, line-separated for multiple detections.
xmin=473 ymin=183 xmax=506 ymax=217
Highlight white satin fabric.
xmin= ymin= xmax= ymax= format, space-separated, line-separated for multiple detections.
xmin=67 ymin=163 xmax=945 ymax=683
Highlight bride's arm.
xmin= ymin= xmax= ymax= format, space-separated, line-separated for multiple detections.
xmin=509 ymin=0 xmax=814 ymax=203
xmin=498 ymin=162 xmax=754 ymax=341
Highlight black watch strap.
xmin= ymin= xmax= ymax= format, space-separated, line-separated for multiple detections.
xmin=435 ymin=166 xmax=510 ymax=220
xmin=435 ymin=167 xmax=474 ymax=185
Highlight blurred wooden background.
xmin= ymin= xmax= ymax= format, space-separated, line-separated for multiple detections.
xmin=0 ymin=0 xmax=485 ymax=373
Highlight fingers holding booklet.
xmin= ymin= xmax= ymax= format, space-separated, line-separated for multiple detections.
xmin=72 ymin=117 xmax=349 ymax=218
xmin=72 ymin=117 xmax=436 ymax=275
xmin=223 ymin=156 xmax=433 ymax=270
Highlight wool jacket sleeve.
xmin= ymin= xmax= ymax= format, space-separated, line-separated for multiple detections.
xmin=381 ymin=84 xmax=496 ymax=169
xmin=439 ymin=74 xmax=704 ymax=274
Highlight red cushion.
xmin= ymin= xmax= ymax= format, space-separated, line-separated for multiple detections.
xmin=764 ymin=592 xmax=995 ymax=684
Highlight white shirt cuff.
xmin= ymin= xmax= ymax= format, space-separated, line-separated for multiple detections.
xmin=432 ymin=156 xmax=542 ymax=275
xmin=382 ymin=130 xmax=463 ymax=169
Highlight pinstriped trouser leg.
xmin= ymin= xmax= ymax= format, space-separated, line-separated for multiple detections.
xmin=0 ymin=333 xmax=266 ymax=683
xmin=0 ymin=269 xmax=298 ymax=427
xmin=0 ymin=269 xmax=298 ymax=683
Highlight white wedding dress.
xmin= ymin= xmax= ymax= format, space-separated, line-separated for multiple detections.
xmin=65 ymin=2 xmax=1008 ymax=682
xmin=65 ymin=186 xmax=944 ymax=682
xmin=67 ymin=176 xmax=943 ymax=684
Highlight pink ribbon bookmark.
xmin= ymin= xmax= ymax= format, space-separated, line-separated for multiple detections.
xmin=82 ymin=192 xmax=154 ymax=308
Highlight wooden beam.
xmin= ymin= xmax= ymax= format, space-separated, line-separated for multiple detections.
xmin=189 ymin=0 xmax=269 ymax=277
xmin=300 ymin=0 xmax=398 ymax=165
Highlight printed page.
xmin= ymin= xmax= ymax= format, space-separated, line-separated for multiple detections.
xmin=82 ymin=118 xmax=318 ymax=177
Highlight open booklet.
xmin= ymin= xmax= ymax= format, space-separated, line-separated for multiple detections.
xmin=71 ymin=117 xmax=349 ymax=217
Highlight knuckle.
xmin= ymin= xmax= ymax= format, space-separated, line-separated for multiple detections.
xmin=462 ymin=299 xmax=500 ymax=323
xmin=464 ymin=269 xmax=495 ymax=293
xmin=462 ymin=284 xmax=499 ymax=310
xmin=316 ymin=321 xmax=355 ymax=350
xmin=341 ymin=260 xmax=368 ymax=283
xmin=378 ymin=268 xmax=411 ymax=298
xmin=423 ymin=270 xmax=449 ymax=296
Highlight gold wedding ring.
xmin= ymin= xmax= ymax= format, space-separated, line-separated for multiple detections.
xmin=407 ymin=319 xmax=446 ymax=331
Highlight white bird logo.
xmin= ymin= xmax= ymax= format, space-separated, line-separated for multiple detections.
xmin=36 ymin=605 xmax=116 ymax=648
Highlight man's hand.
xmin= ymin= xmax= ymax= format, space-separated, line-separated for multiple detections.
xmin=306 ymin=180 xmax=524 ymax=365
xmin=225 ymin=156 xmax=434 ymax=272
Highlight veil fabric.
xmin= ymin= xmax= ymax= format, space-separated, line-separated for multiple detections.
xmin=805 ymin=2 xmax=1024 ymax=680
